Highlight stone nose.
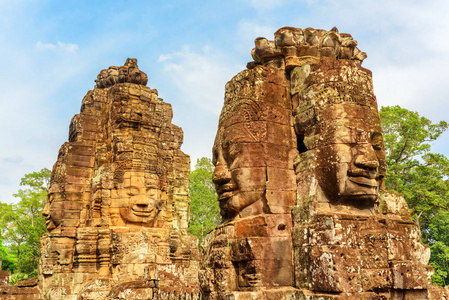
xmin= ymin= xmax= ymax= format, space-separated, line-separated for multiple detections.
xmin=134 ymin=194 xmax=150 ymax=207
xmin=354 ymin=155 xmax=379 ymax=169
xmin=354 ymin=144 xmax=379 ymax=171
xmin=42 ymin=202 xmax=50 ymax=217
xmin=212 ymin=162 xmax=232 ymax=186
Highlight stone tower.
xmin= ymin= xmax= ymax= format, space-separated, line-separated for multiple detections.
xmin=39 ymin=59 xmax=200 ymax=299
xmin=201 ymin=27 xmax=446 ymax=299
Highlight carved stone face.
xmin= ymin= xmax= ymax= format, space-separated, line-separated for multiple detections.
xmin=314 ymin=105 xmax=386 ymax=204
xmin=212 ymin=123 xmax=267 ymax=219
xmin=42 ymin=194 xmax=63 ymax=231
xmin=111 ymin=172 xmax=163 ymax=225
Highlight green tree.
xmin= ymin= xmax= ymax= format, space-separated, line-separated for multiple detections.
xmin=0 ymin=237 xmax=17 ymax=272
xmin=380 ymin=105 xmax=449 ymax=285
xmin=189 ymin=157 xmax=220 ymax=242
xmin=0 ymin=168 xmax=50 ymax=279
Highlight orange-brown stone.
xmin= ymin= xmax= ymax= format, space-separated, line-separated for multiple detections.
xmin=36 ymin=58 xmax=200 ymax=300
xmin=201 ymin=26 xmax=447 ymax=299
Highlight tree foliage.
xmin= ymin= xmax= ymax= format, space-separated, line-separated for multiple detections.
xmin=188 ymin=158 xmax=220 ymax=242
xmin=0 ymin=168 xmax=50 ymax=280
xmin=380 ymin=105 xmax=449 ymax=285
xmin=0 ymin=237 xmax=16 ymax=272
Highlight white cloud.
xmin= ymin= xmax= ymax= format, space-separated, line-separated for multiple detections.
xmin=158 ymin=45 xmax=242 ymax=115
xmin=157 ymin=54 xmax=171 ymax=62
xmin=1 ymin=0 xmax=448 ymax=204
xmin=35 ymin=41 xmax=79 ymax=54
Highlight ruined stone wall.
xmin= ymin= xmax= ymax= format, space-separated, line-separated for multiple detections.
xmin=0 ymin=269 xmax=40 ymax=300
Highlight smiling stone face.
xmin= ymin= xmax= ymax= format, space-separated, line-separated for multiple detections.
xmin=110 ymin=171 xmax=165 ymax=227
xmin=212 ymin=125 xmax=267 ymax=219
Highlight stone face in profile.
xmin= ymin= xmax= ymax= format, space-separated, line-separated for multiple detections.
xmin=201 ymin=64 xmax=297 ymax=298
xmin=292 ymin=59 xmax=387 ymax=206
xmin=38 ymin=59 xmax=200 ymax=299
xmin=42 ymin=196 xmax=62 ymax=231
xmin=211 ymin=67 xmax=296 ymax=221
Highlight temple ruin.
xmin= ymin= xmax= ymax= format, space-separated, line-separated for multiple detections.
xmin=38 ymin=58 xmax=200 ymax=299
xmin=1 ymin=27 xmax=447 ymax=300
xmin=201 ymin=27 xmax=447 ymax=299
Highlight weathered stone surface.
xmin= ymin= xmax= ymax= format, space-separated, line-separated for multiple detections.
xmin=0 ymin=269 xmax=41 ymax=300
xmin=37 ymin=59 xmax=199 ymax=299
xmin=288 ymin=46 xmax=439 ymax=297
xmin=249 ymin=26 xmax=367 ymax=72
xmin=201 ymin=54 xmax=298 ymax=299
xmin=0 ymin=270 xmax=9 ymax=287
xmin=3 ymin=27 xmax=447 ymax=300
xmin=202 ymin=26 xmax=447 ymax=299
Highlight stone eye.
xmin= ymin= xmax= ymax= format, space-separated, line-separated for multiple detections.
xmin=371 ymin=133 xmax=383 ymax=150
xmin=146 ymin=187 xmax=158 ymax=197
xmin=212 ymin=148 xmax=218 ymax=166
xmin=127 ymin=187 xmax=140 ymax=196
xmin=228 ymin=144 xmax=239 ymax=161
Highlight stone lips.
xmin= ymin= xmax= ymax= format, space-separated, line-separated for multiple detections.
xmin=292 ymin=58 xmax=386 ymax=205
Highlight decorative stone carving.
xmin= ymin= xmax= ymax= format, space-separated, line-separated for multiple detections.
xmin=38 ymin=59 xmax=199 ymax=299
xmin=289 ymin=48 xmax=433 ymax=299
xmin=292 ymin=58 xmax=386 ymax=206
xmin=202 ymin=26 xmax=447 ymax=299
xmin=249 ymin=26 xmax=367 ymax=71
xmin=200 ymin=65 xmax=298 ymax=299
xmin=3 ymin=27 xmax=445 ymax=300
xmin=95 ymin=58 xmax=148 ymax=89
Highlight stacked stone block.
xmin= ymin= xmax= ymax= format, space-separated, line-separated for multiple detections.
xmin=38 ymin=59 xmax=200 ymax=299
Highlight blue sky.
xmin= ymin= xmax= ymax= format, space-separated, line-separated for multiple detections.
xmin=1 ymin=0 xmax=448 ymax=204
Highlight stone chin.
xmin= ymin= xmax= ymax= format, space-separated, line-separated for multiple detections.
xmin=218 ymin=191 xmax=263 ymax=219
xmin=218 ymin=193 xmax=240 ymax=218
